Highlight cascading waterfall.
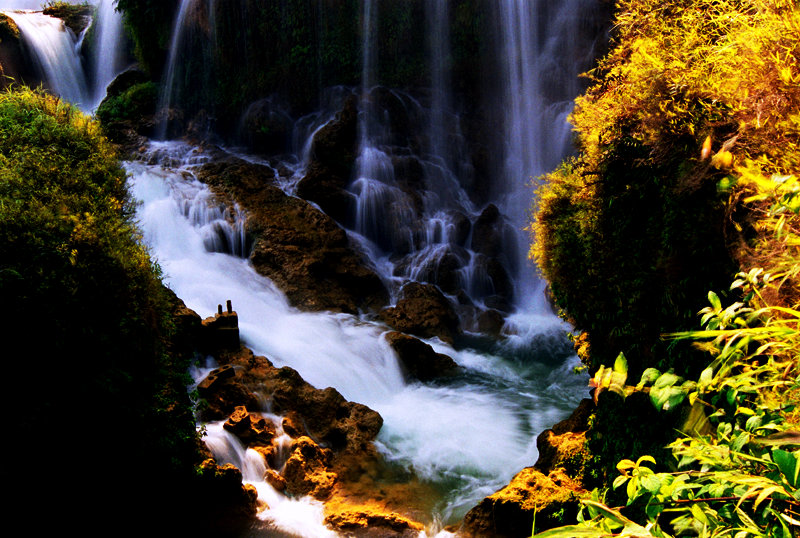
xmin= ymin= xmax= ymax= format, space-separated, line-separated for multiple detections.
xmin=128 ymin=141 xmax=587 ymax=533
xmin=2 ymin=0 xmax=126 ymax=112
xmin=493 ymin=0 xmax=604 ymax=312
xmin=89 ymin=0 xmax=125 ymax=109
xmin=156 ymin=0 xmax=195 ymax=139
xmin=3 ymin=0 xmax=609 ymax=533
xmin=4 ymin=10 xmax=90 ymax=108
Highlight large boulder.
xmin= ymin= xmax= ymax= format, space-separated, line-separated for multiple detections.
xmin=196 ymin=157 xmax=389 ymax=314
xmin=384 ymin=331 xmax=458 ymax=382
xmin=460 ymin=467 xmax=586 ymax=537
xmin=460 ymin=399 xmax=595 ymax=537
xmin=282 ymin=436 xmax=338 ymax=500
xmin=379 ymin=282 xmax=460 ymax=343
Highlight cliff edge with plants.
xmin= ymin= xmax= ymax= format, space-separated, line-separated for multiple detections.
xmin=527 ymin=0 xmax=800 ymax=536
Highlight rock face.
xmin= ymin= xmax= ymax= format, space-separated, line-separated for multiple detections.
xmin=196 ymin=157 xmax=389 ymax=314
xmin=384 ymin=331 xmax=458 ymax=382
xmin=460 ymin=399 xmax=595 ymax=537
xmin=379 ymin=282 xmax=461 ymax=343
xmin=296 ymin=94 xmax=359 ymax=226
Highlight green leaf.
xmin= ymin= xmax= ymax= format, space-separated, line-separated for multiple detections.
xmin=614 ymin=353 xmax=628 ymax=376
xmin=773 ymin=449 xmax=800 ymax=488
xmin=641 ymin=473 xmax=662 ymax=493
xmin=708 ymin=290 xmax=722 ymax=310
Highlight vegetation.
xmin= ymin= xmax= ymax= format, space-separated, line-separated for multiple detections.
xmin=42 ymin=1 xmax=93 ymax=36
xmin=531 ymin=0 xmax=800 ymax=535
xmin=0 ymin=87 xmax=201 ymax=529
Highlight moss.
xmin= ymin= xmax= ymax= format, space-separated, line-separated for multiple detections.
xmin=0 ymin=13 xmax=20 ymax=43
xmin=42 ymin=1 xmax=93 ymax=35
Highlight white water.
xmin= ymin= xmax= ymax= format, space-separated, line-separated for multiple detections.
xmin=89 ymin=0 xmax=125 ymax=109
xmin=129 ymin=141 xmax=588 ymax=534
xmin=4 ymin=10 xmax=90 ymax=108
xmin=156 ymin=0 xmax=194 ymax=139
xmin=2 ymin=0 xmax=126 ymax=112
xmin=494 ymin=0 xmax=603 ymax=310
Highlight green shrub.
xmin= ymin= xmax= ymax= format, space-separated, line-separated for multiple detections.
xmin=0 ymin=87 xmax=199 ymax=528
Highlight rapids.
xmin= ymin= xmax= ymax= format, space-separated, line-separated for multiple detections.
xmin=128 ymin=141 xmax=588 ymax=534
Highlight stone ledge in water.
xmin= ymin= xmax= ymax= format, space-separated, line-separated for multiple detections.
xmin=42 ymin=4 xmax=92 ymax=36
xmin=384 ymin=331 xmax=459 ymax=382
xmin=196 ymin=157 xmax=389 ymax=314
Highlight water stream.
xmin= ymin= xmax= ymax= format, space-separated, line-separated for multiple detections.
xmin=5 ymin=0 xmax=606 ymax=534
xmin=128 ymin=141 xmax=587 ymax=534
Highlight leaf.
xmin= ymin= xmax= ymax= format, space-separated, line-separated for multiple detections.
xmin=708 ymin=290 xmax=722 ymax=310
xmin=641 ymin=473 xmax=662 ymax=493
xmin=773 ymin=449 xmax=800 ymax=488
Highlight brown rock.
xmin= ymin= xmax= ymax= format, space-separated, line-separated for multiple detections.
xmin=384 ymin=331 xmax=458 ymax=381
xmin=460 ymin=467 xmax=586 ymax=537
xmin=379 ymin=282 xmax=460 ymax=343
xmin=223 ymin=406 xmax=276 ymax=447
xmin=324 ymin=498 xmax=426 ymax=537
xmin=194 ymin=458 xmax=259 ymax=534
xmin=217 ymin=347 xmax=384 ymax=455
xmin=196 ymin=365 xmax=260 ymax=422
xmin=196 ymin=158 xmax=388 ymax=314
xmin=295 ymin=95 xmax=358 ymax=225
xmin=282 ymin=436 xmax=337 ymax=500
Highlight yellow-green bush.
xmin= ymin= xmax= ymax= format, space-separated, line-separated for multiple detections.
xmin=0 ymin=88 xmax=199 ymax=529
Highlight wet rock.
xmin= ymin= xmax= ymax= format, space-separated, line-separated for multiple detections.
xmin=217 ymin=347 xmax=384 ymax=455
xmin=239 ymin=96 xmax=294 ymax=155
xmin=196 ymin=365 xmax=260 ymax=422
xmin=477 ymin=309 xmax=505 ymax=337
xmin=0 ymin=14 xmax=36 ymax=91
xmin=461 ymin=399 xmax=595 ymax=537
xmin=324 ymin=499 xmax=426 ymax=537
xmin=223 ymin=406 xmax=276 ymax=447
xmin=379 ymin=282 xmax=460 ymax=343
xmin=535 ymin=399 xmax=594 ymax=477
xmin=460 ymin=467 xmax=586 ymax=537
xmin=282 ymin=436 xmax=338 ymax=500
xmin=194 ymin=458 xmax=259 ymax=533
xmin=296 ymin=94 xmax=358 ymax=225
xmin=197 ymin=157 xmax=389 ymax=314
xmin=384 ymin=331 xmax=458 ymax=382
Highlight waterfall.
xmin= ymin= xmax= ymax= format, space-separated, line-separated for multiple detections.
xmin=89 ymin=0 xmax=125 ymax=109
xmin=494 ymin=0 xmax=603 ymax=311
xmin=4 ymin=10 xmax=90 ymax=108
xmin=156 ymin=0 xmax=195 ymax=139
xmin=128 ymin=140 xmax=587 ymax=532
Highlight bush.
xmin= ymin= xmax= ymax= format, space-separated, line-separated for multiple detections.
xmin=0 ymin=87 xmax=199 ymax=529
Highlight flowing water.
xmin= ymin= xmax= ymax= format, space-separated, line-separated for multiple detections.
xmin=3 ymin=9 xmax=90 ymax=108
xmin=2 ymin=0 xmax=126 ymax=111
xmin=6 ymin=0 xmax=607 ymax=534
xmin=128 ymin=141 xmax=588 ymax=535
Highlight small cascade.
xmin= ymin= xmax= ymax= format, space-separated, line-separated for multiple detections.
xmin=5 ymin=10 xmax=90 ymax=108
xmin=89 ymin=0 xmax=125 ymax=109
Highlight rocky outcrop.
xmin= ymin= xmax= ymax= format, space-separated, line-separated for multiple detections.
xmin=196 ymin=157 xmax=389 ymax=314
xmin=296 ymin=94 xmax=358 ymax=226
xmin=460 ymin=399 xmax=595 ymax=537
xmin=379 ymin=282 xmax=461 ymax=343
xmin=384 ymin=331 xmax=458 ymax=382
xmin=42 ymin=3 xmax=93 ymax=35
xmin=324 ymin=498 xmax=426 ymax=538
xmin=0 ymin=14 xmax=38 ymax=91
